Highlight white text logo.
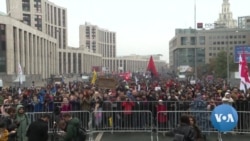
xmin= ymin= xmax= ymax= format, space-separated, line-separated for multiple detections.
xmin=214 ymin=114 xmax=235 ymax=122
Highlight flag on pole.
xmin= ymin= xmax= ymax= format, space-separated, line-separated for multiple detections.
xmin=239 ymin=53 xmax=250 ymax=92
xmin=18 ymin=87 xmax=22 ymax=95
xmin=147 ymin=56 xmax=158 ymax=77
xmin=91 ymin=69 xmax=97 ymax=85
xmin=18 ymin=63 xmax=23 ymax=84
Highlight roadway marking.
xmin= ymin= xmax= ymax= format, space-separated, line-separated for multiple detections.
xmin=95 ymin=132 xmax=104 ymax=141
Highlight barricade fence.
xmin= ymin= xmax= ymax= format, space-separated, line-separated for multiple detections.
xmin=91 ymin=110 xmax=153 ymax=132
xmin=25 ymin=110 xmax=250 ymax=133
xmin=13 ymin=100 xmax=250 ymax=113
xmin=156 ymin=111 xmax=250 ymax=134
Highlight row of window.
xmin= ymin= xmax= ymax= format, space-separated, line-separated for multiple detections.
xmin=212 ymin=41 xmax=246 ymax=45
xmin=209 ymin=46 xmax=234 ymax=50
xmin=208 ymin=35 xmax=246 ymax=39
xmin=209 ymin=52 xmax=233 ymax=57
xmin=180 ymin=36 xmax=206 ymax=45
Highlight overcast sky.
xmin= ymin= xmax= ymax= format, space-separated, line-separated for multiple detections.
xmin=0 ymin=0 xmax=250 ymax=63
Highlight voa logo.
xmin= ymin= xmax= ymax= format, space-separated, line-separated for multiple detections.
xmin=214 ymin=114 xmax=235 ymax=122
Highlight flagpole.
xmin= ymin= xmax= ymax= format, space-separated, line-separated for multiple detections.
xmin=194 ymin=0 xmax=197 ymax=81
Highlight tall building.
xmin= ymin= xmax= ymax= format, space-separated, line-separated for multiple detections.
xmin=0 ymin=13 xmax=57 ymax=80
xmin=238 ymin=16 xmax=250 ymax=29
xmin=79 ymin=23 xmax=166 ymax=73
xmin=215 ymin=0 xmax=237 ymax=28
xmin=169 ymin=28 xmax=250 ymax=70
xmin=79 ymin=22 xmax=116 ymax=58
xmin=6 ymin=0 xmax=68 ymax=49
xmin=0 ymin=0 xmax=166 ymax=86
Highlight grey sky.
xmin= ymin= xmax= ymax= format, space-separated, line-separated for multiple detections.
xmin=0 ymin=0 xmax=249 ymax=63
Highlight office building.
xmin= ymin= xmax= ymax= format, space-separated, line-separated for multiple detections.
xmin=0 ymin=0 xmax=166 ymax=86
xmin=6 ymin=0 xmax=68 ymax=49
xmin=0 ymin=13 xmax=57 ymax=81
xmin=238 ymin=16 xmax=250 ymax=29
xmin=79 ymin=22 xmax=116 ymax=58
xmin=169 ymin=28 xmax=250 ymax=70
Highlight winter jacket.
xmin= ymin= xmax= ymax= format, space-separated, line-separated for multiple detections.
xmin=26 ymin=119 xmax=48 ymax=141
xmin=173 ymin=123 xmax=196 ymax=141
xmin=0 ymin=129 xmax=9 ymax=141
xmin=64 ymin=117 xmax=80 ymax=141
xmin=15 ymin=105 xmax=30 ymax=141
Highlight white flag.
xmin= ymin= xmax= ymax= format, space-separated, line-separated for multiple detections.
xmin=18 ymin=87 xmax=22 ymax=95
xmin=18 ymin=63 xmax=23 ymax=84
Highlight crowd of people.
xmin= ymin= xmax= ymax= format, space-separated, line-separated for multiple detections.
xmin=0 ymin=75 xmax=249 ymax=141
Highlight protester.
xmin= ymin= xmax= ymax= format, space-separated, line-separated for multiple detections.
xmin=0 ymin=120 xmax=9 ymax=141
xmin=173 ymin=115 xmax=196 ymax=141
xmin=26 ymin=114 xmax=50 ymax=141
xmin=62 ymin=113 xmax=81 ymax=141
xmin=1 ymin=107 xmax=17 ymax=141
xmin=15 ymin=105 xmax=30 ymax=141
xmin=189 ymin=116 xmax=205 ymax=141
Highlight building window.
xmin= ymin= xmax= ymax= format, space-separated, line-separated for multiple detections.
xmin=181 ymin=37 xmax=187 ymax=45
xmin=199 ymin=36 xmax=205 ymax=45
xmin=34 ymin=0 xmax=42 ymax=12
xmin=190 ymin=37 xmax=196 ymax=45
xmin=22 ymin=0 xmax=30 ymax=11
xmin=0 ymin=24 xmax=6 ymax=72
xmin=35 ymin=15 xmax=42 ymax=31
xmin=23 ymin=14 xmax=31 ymax=25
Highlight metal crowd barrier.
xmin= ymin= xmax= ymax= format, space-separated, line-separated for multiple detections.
xmin=7 ymin=110 xmax=250 ymax=141
xmin=156 ymin=111 xmax=250 ymax=141
xmin=13 ymin=100 xmax=250 ymax=113
xmin=91 ymin=110 xmax=153 ymax=141
xmin=26 ymin=111 xmax=91 ymax=131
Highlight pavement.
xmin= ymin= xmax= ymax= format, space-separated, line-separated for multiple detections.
xmin=94 ymin=132 xmax=250 ymax=141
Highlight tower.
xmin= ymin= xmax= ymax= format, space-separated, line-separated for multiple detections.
xmin=215 ymin=0 xmax=237 ymax=28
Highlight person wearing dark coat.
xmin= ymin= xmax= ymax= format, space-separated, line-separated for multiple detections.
xmin=173 ymin=115 xmax=196 ymax=141
xmin=26 ymin=114 xmax=50 ymax=141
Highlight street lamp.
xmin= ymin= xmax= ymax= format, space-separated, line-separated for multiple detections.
xmin=194 ymin=0 xmax=198 ymax=81
xmin=226 ymin=29 xmax=238 ymax=85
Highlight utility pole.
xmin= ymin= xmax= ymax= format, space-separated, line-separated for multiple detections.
xmin=194 ymin=0 xmax=197 ymax=81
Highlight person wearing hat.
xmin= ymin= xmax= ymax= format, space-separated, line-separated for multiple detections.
xmin=222 ymin=92 xmax=234 ymax=105
xmin=156 ymin=99 xmax=167 ymax=130
xmin=26 ymin=114 xmax=50 ymax=141
xmin=15 ymin=105 xmax=30 ymax=141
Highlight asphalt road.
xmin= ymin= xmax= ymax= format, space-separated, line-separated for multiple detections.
xmin=98 ymin=132 xmax=250 ymax=141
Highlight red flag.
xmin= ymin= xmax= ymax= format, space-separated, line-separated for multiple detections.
xmin=239 ymin=51 xmax=250 ymax=91
xmin=147 ymin=56 xmax=158 ymax=77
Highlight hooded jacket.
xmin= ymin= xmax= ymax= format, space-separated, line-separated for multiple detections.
xmin=15 ymin=105 xmax=29 ymax=141
xmin=64 ymin=117 xmax=80 ymax=141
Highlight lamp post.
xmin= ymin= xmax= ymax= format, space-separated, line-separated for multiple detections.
xmin=226 ymin=31 xmax=230 ymax=84
xmin=226 ymin=29 xmax=238 ymax=85
xmin=194 ymin=0 xmax=197 ymax=81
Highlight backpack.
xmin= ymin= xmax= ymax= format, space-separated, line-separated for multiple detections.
xmin=77 ymin=127 xmax=87 ymax=141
